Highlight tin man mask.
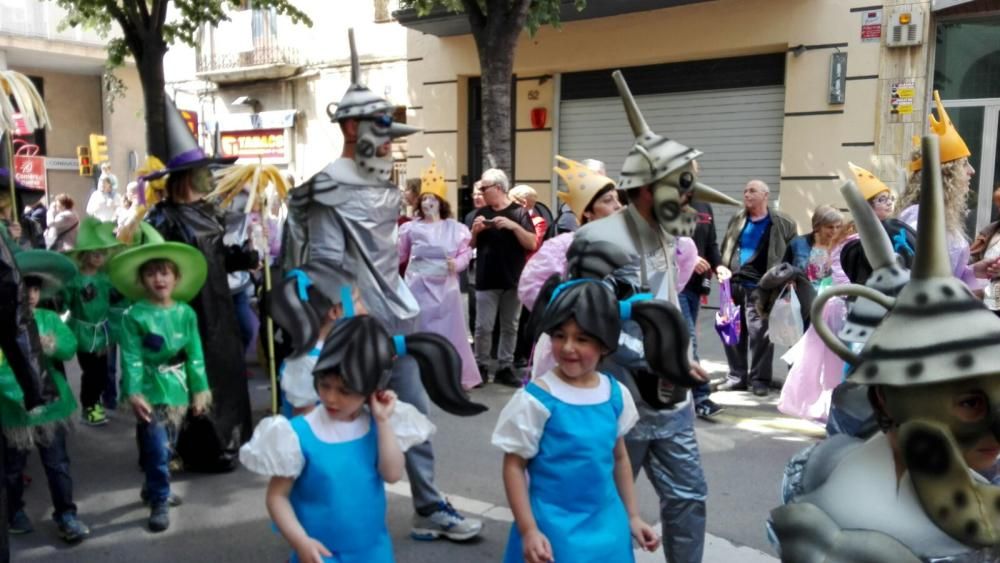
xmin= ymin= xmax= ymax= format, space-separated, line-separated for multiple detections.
xmin=611 ymin=71 xmax=738 ymax=236
xmin=326 ymin=29 xmax=418 ymax=183
xmin=812 ymin=136 xmax=1000 ymax=547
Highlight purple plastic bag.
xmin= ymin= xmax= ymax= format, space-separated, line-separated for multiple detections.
xmin=715 ymin=278 xmax=742 ymax=346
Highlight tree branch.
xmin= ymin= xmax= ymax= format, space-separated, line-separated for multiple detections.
xmin=154 ymin=0 xmax=170 ymax=31
xmin=137 ymin=0 xmax=152 ymax=28
xmin=120 ymin=0 xmax=147 ymax=35
xmin=102 ymin=0 xmax=144 ymax=57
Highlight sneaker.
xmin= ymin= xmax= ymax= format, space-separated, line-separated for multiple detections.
xmin=55 ymin=513 xmax=90 ymax=543
xmin=752 ymin=383 xmax=770 ymax=397
xmin=148 ymin=503 xmax=170 ymax=533
xmin=715 ymin=381 xmax=747 ymax=392
xmin=82 ymin=405 xmax=108 ymax=426
xmin=8 ymin=510 xmax=33 ymax=534
xmin=411 ymin=501 xmax=483 ymax=542
xmin=493 ymin=367 xmax=522 ymax=388
xmin=695 ymin=399 xmax=724 ymax=419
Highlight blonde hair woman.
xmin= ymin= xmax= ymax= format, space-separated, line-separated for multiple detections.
xmin=898 ymin=91 xmax=1000 ymax=287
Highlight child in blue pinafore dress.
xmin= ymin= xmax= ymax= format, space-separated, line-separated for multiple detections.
xmin=240 ymin=315 xmax=447 ymax=563
xmin=493 ymin=278 xmax=667 ymax=563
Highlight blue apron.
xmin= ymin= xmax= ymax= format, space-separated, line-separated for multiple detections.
xmin=289 ymin=415 xmax=394 ymax=563
xmin=503 ymin=374 xmax=634 ymax=562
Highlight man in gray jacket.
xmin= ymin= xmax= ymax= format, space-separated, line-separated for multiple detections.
xmin=717 ymin=180 xmax=797 ymax=396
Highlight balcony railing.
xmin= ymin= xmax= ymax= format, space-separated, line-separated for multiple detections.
xmin=195 ymin=9 xmax=301 ymax=83
xmin=198 ymin=44 xmax=300 ymax=73
xmin=0 ymin=0 xmax=107 ymax=47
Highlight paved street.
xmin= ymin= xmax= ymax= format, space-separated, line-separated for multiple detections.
xmin=11 ymin=310 xmax=817 ymax=562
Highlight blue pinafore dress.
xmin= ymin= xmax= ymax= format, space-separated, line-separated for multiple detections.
xmin=502 ymin=374 xmax=634 ymax=562
xmin=288 ymin=415 xmax=395 ymax=563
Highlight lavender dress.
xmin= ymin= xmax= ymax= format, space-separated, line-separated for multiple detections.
xmin=399 ymin=219 xmax=481 ymax=388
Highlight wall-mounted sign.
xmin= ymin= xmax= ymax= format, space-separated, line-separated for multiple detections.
xmin=180 ymin=109 xmax=199 ymax=138
xmin=829 ymin=52 xmax=847 ymax=105
xmin=861 ymin=9 xmax=882 ymax=43
xmin=890 ymin=80 xmax=916 ymax=115
xmin=219 ymin=128 xmax=288 ymax=163
xmin=14 ymin=144 xmax=46 ymax=191
xmin=45 ymin=157 xmax=81 ymax=171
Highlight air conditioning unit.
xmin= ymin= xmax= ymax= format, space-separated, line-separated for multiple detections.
xmin=886 ymin=6 xmax=925 ymax=47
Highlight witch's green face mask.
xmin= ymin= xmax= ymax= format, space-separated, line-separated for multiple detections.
xmin=881 ymin=376 xmax=1000 ymax=547
xmin=191 ymin=167 xmax=214 ymax=195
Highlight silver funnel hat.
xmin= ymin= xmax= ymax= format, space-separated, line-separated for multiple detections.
xmin=325 ymin=28 xmax=419 ymax=183
xmin=612 ymin=70 xmax=738 ymax=236
xmin=810 ymin=136 xmax=1000 ymax=548
xmin=836 ymin=180 xmax=911 ymax=345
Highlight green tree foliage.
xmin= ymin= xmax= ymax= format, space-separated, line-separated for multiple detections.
xmin=400 ymin=0 xmax=584 ymax=177
xmin=50 ymin=0 xmax=311 ymax=158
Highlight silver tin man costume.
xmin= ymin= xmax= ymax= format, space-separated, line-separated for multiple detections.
xmin=277 ymin=30 xmax=484 ymax=531
xmin=573 ymin=70 xmax=738 ymax=563
xmin=769 ymin=136 xmax=1000 ymax=562
xmin=282 ymin=29 xmax=420 ymax=336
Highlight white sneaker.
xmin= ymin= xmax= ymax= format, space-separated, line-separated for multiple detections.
xmin=410 ymin=501 xmax=483 ymax=541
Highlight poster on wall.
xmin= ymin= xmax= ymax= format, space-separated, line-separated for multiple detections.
xmin=890 ymin=80 xmax=915 ymax=115
xmin=861 ymin=9 xmax=882 ymax=42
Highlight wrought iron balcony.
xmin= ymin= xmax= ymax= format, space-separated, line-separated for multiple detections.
xmin=195 ymin=11 xmax=301 ymax=84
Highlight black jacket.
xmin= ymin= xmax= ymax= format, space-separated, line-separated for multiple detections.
xmin=682 ymin=202 xmax=722 ymax=296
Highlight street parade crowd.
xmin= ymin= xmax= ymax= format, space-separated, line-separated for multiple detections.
xmin=4 ymin=31 xmax=1000 ymax=563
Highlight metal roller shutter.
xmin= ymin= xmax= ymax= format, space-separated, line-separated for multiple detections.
xmin=558 ymin=85 xmax=786 ymax=240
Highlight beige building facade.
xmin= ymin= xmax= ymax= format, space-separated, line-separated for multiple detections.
xmin=164 ymin=0 xmax=412 ymax=186
xmin=0 ymin=0 xmax=145 ymax=210
xmin=398 ymin=0 xmax=1000 ymax=235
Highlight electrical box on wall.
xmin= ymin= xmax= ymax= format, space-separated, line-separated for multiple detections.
xmin=886 ymin=6 xmax=925 ymax=47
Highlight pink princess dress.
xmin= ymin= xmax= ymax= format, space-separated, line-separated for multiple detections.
xmin=777 ymin=235 xmax=856 ymax=423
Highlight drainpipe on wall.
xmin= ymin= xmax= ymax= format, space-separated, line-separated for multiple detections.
xmin=550 ymin=73 xmax=562 ymax=212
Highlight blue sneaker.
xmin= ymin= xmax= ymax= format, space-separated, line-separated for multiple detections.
xmin=8 ymin=510 xmax=33 ymax=534
xmin=55 ymin=513 xmax=90 ymax=543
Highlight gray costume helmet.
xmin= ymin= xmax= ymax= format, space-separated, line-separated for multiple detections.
xmin=612 ymin=70 xmax=739 ymax=236
xmin=326 ymin=28 xmax=419 ymax=182
xmin=811 ymin=136 xmax=1000 ymax=548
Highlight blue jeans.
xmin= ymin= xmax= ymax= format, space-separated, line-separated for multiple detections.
xmin=232 ymin=287 xmax=257 ymax=354
xmin=103 ymin=345 xmax=119 ymax=409
xmin=678 ymin=289 xmax=712 ymax=403
xmin=4 ymin=426 xmax=76 ymax=519
xmin=138 ymin=411 xmax=174 ymax=505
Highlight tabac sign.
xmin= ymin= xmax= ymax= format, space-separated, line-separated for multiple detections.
xmin=219 ymin=128 xmax=288 ymax=164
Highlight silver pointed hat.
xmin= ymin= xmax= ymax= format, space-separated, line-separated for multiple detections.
xmin=847 ymin=136 xmax=1000 ymax=387
xmin=836 ymin=180 xmax=911 ymax=344
xmin=611 ymin=71 xmax=738 ymax=207
xmin=326 ymin=29 xmax=419 ymax=139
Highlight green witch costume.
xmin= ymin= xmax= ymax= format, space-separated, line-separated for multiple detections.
xmin=0 ymin=250 xmax=79 ymax=449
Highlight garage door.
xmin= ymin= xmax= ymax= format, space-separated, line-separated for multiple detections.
xmin=558 ymin=85 xmax=786 ymax=239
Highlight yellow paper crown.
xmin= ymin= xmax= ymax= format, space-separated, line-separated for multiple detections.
xmin=847 ymin=162 xmax=892 ymax=201
xmin=419 ymin=151 xmax=447 ymax=201
xmin=909 ymin=90 xmax=971 ymax=172
xmin=553 ymin=155 xmax=616 ymax=221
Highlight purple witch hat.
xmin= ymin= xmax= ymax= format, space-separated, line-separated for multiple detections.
xmin=142 ymin=96 xmax=237 ymax=180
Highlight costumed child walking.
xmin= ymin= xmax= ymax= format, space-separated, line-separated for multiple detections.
xmin=492 ymin=278 xmax=661 ymax=563
xmin=62 ymin=217 xmax=121 ymax=426
xmin=240 ymin=314 xmax=443 ymax=563
xmin=1 ymin=250 xmax=90 ymax=543
xmin=107 ymin=240 xmax=211 ymax=532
